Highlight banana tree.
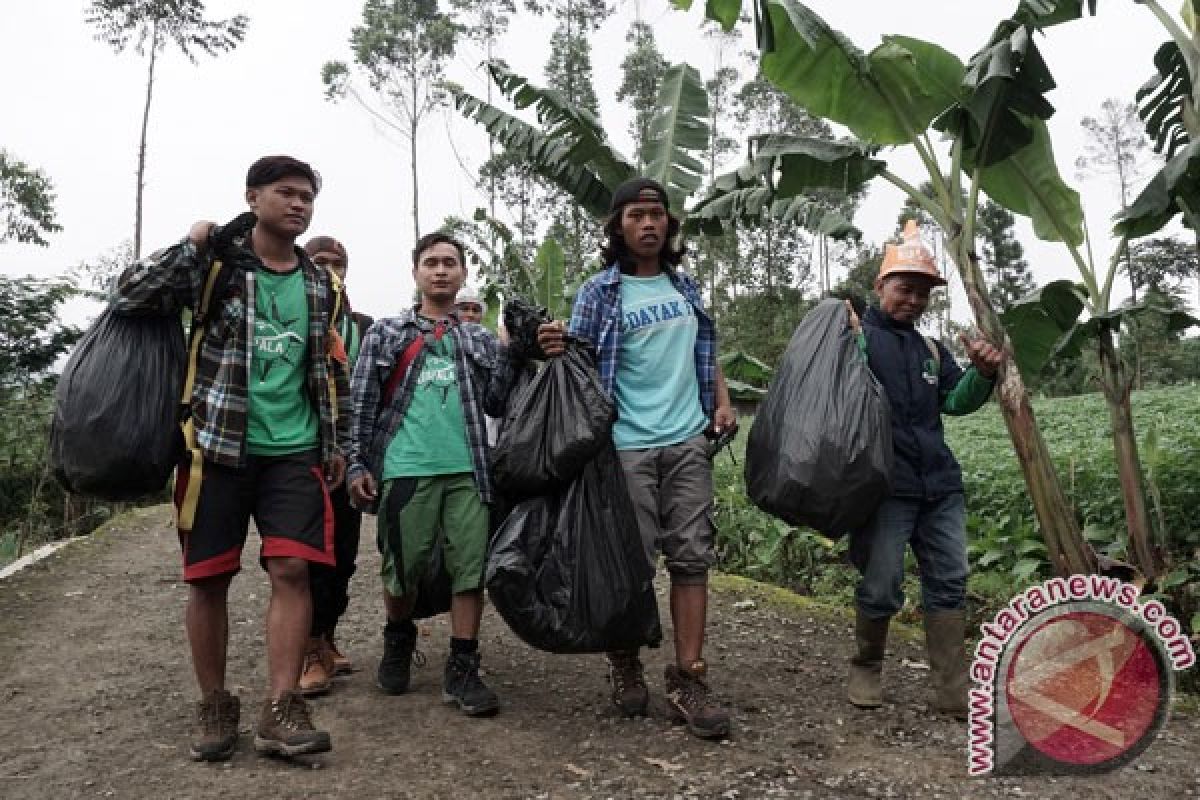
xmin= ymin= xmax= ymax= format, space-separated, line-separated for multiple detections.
xmin=677 ymin=0 xmax=1105 ymax=575
xmin=449 ymin=60 xmax=857 ymax=250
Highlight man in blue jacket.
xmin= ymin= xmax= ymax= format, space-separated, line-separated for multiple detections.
xmin=847 ymin=221 xmax=1003 ymax=718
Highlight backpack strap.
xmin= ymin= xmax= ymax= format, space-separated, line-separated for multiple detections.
xmin=382 ymin=336 xmax=427 ymax=408
xmin=380 ymin=321 xmax=452 ymax=408
xmin=322 ymin=268 xmax=347 ymax=425
xmin=177 ymin=258 xmax=229 ymax=534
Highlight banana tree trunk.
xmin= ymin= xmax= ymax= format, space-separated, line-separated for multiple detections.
xmin=948 ymin=238 xmax=1096 ymax=576
xmin=1096 ymin=327 xmax=1159 ymax=580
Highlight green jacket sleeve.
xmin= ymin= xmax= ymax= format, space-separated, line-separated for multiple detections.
xmin=941 ymin=367 xmax=994 ymax=416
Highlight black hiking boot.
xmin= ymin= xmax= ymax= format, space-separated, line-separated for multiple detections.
xmin=607 ymin=649 xmax=650 ymax=717
xmin=377 ymin=620 xmax=423 ymax=695
xmin=443 ymin=651 xmax=500 ymax=717
xmin=189 ymin=688 xmax=240 ymax=762
xmin=665 ymin=661 xmax=731 ymax=740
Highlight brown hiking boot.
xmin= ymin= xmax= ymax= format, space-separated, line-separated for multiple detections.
xmin=253 ymin=691 xmax=331 ymax=758
xmin=847 ymin=610 xmax=890 ymax=709
xmin=298 ymin=637 xmax=334 ymax=697
xmin=664 ymin=661 xmax=731 ymax=740
xmin=327 ymin=635 xmax=354 ymax=675
xmin=190 ymin=689 xmax=240 ymax=762
xmin=606 ymin=650 xmax=649 ymax=717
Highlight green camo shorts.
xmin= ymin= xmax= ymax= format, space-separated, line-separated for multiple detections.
xmin=376 ymin=473 xmax=488 ymax=597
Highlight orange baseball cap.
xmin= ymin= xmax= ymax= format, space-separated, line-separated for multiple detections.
xmin=879 ymin=219 xmax=946 ymax=286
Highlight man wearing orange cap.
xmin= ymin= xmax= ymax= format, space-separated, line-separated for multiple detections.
xmin=846 ymin=220 xmax=1003 ymax=719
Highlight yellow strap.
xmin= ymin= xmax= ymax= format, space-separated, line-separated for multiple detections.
xmin=176 ymin=420 xmax=205 ymax=533
xmin=175 ymin=260 xmax=224 ymax=531
xmin=324 ymin=268 xmax=346 ymax=427
xmin=181 ymin=259 xmax=226 ymax=406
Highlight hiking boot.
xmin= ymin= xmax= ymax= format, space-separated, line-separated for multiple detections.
xmin=253 ymin=691 xmax=332 ymax=758
xmin=442 ymin=651 xmax=500 ymax=717
xmin=607 ymin=650 xmax=649 ymax=717
xmin=298 ymin=637 xmax=334 ymax=697
xmin=189 ymin=689 xmax=240 ymax=762
xmin=327 ymin=634 xmax=354 ymax=676
xmin=847 ymin=610 xmax=890 ymax=709
xmin=664 ymin=661 xmax=730 ymax=740
xmin=377 ymin=620 xmax=423 ymax=695
xmin=924 ymin=609 xmax=968 ymax=719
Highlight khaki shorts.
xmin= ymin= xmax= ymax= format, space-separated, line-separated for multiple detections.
xmin=376 ymin=473 xmax=488 ymax=597
xmin=617 ymin=434 xmax=716 ymax=585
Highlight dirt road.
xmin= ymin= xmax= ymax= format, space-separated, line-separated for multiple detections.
xmin=1 ymin=506 xmax=1197 ymax=799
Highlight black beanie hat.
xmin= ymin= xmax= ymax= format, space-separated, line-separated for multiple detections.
xmin=609 ymin=177 xmax=669 ymax=212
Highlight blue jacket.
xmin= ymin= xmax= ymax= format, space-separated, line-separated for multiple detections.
xmin=862 ymin=306 xmax=992 ymax=499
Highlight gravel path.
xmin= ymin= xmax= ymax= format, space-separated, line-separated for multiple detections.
xmin=1 ymin=505 xmax=1197 ymax=799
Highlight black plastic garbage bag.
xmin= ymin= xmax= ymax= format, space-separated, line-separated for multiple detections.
xmin=486 ymin=445 xmax=662 ymax=654
xmin=502 ymin=295 xmax=551 ymax=362
xmin=744 ymin=298 xmax=893 ymax=536
xmin=412 ymin=530 xmax=453 ymax=620
xmin=491 ymin=342 xmax=615 ymax=498
xmin=51 ymin=307 xmax=187 ymax=500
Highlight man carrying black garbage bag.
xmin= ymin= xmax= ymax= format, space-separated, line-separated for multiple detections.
xmin=111 ymin=155 xmax=350 ymax=761
xmin=845 ymin=220 xmax=1004 ymax=719
xmin=537 ymin=177 xmax=736 ymax=740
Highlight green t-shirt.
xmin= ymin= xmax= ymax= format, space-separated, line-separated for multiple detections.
xmin=382 ymin=331 xmax=473 ymax=478
xmin=247 ymin=266 xmax=319 ymax=455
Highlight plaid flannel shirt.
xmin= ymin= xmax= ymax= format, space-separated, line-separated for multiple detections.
xmin=567 ymin=263 xmax=717 ymax=416
xmin=347 ymin=308 xmax=516 ymax=511
xmin=111 ymin=237 xmax=351 ymax=469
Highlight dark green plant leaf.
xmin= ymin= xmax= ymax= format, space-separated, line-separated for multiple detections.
xmin=936 ymin=22 xmax=1055 ymax=168
xmin=487 ymin=62 xmax=637 ymax=192
xmin=1001 ymin=279 xmax=1086 ymax=380
xmin=450 ymin=87 xmax=616 ymax=217
xmin=756 ymin=134 xmax=888 ymax=195
xmin=533 ymin=237 xmax=567 ymax=320
xmin=974 ymin=117 xmax=1084 ymax=245
xmin=671 ymin=0 xmax=742 ymax=31
xmin=686 ymin=187 xmax=858 ymax=238
xmin=1115 ymin=139 xmax=1200 ymax=239
xmin=1052 ymin=300 xmax=1200 ymax=362
xmin=644 ymin=63 xmax=711 ymax=213
xmin=687 ymin=134 xmax=878 ymax=237
xmin=756 ymin=0 xmax=963 ymax=145
xmin=1136 ymin=41 xmax=1193 ymax=159
xmin=1012 ymin=0 xmax=1098 ymax=29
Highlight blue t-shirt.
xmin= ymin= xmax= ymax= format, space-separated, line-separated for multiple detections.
xmin=613 ymin=273 xmax=709 ymax=450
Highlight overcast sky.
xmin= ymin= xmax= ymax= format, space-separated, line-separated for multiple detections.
xmin=1 ymin=0 xmax=1181 ymax=327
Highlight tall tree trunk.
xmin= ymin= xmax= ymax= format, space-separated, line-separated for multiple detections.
xmin=134 ymin=24 xmax=160 ymax=261
xmin=409 ymin=117 xmax=420 ymax=244
xmin=948 ymin=237 xmax=1096 ymax=576
xmin=1097 ymin=327 xmax=1159 ymax=579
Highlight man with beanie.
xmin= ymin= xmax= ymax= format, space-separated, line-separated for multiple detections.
xmin=538 ymin=177 xmax=736 ymax=740
xmin=846 ymin=220 xmax=1003 ymax=718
